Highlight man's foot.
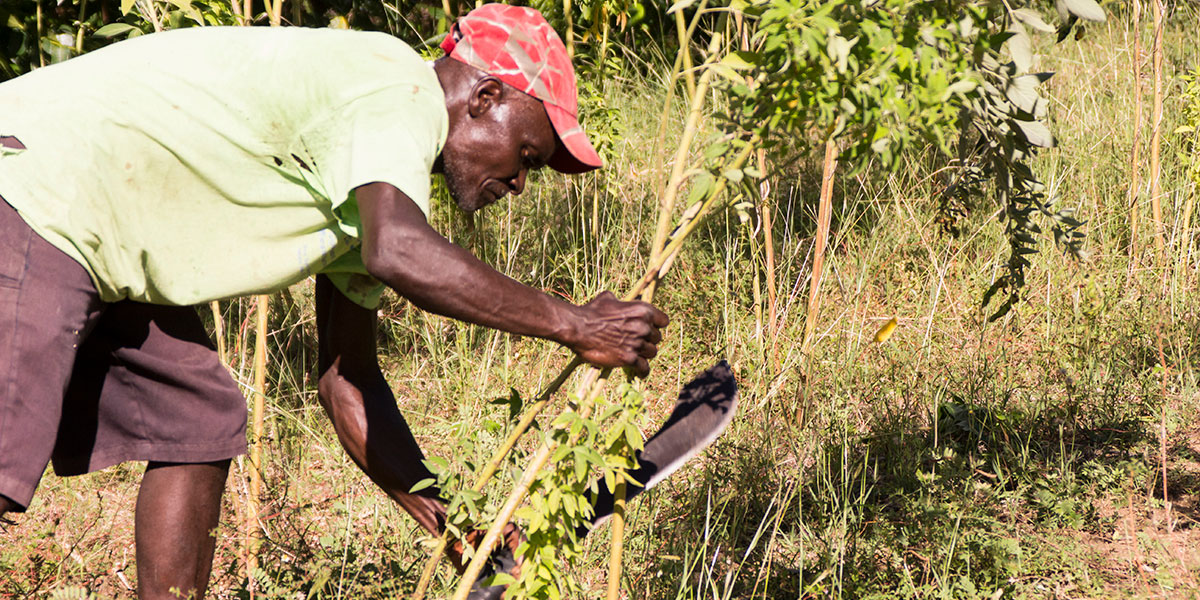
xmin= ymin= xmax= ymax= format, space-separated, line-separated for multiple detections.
xmin=466 ymin=546 xmax=518 ymax=600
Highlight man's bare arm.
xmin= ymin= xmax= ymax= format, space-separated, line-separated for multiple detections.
xmin=356 ymin=181 xmax=666 ymax=376
xmin=314 ymin=275 xmax=519 ymax=568
xmin=314 ymin=274 xmax=446 ymax=535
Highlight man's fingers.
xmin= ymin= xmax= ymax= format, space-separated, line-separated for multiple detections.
xmin=652 ymin=307 xmax=672 ymax=331
xmin=645 ymin=324 xmax=662 ymax=345
xmin=633 ymin=357 xmax=650 ymax=378
xmin=638 ymin=340 xmax=658 ymax=360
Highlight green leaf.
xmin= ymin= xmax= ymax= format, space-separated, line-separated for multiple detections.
xmin=120 ymin=0 xmax=136 ymax=15
xmin=1012 ymin=8 xmax=1056 ymax=34
xmin=710 ymin=63 xmax=748 ymax=85
xmin=1007 ymin=23 xmax=1033 ymax=73
xmin=623 ymin=423 xmax=642 ymax=451
xmin=1061 ymin=0 xmax=1106 ymax=22
xmin=1006 ymin=74 xmax=1043 ymax=115
xmin=1014 ymin=118 xmax=1055 ymax=147
xmin=666 ymin=0 xmax=698 ymax=15
xmin=687 ymin=172 xmax=714 ymax=205
xmin=94 ymin=23 xmax=137 ymax=38
xmin=574 ymin=449 xmax=587 ymax=482
xmin=408 ymin=478 xmax=436 ymax=494
xmin=423 ymin=456 xmax=449 ymax=472
xmin=943 ymin=79 xmax=978 ymax=101
xmin=720 ymin=51 xmax=757 ymax=71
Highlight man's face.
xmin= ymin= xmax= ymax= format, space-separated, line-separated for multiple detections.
xmin=440 ymin=81 xmax=558 ymax=213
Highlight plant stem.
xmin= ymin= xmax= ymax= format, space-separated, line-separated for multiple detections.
xmin=1127 ymin=0 xmax=1143 ymax=263
xmin=211 ymin=301 xmax=226 ymax=365
xmin=648 ymin=47 xmax=720 ymax=295
xmin=1149 ymin=0 xmax=1165 ymax=263
xmin=1156 ymin=325 xmax=1168 ymax=508
xmin=247 ymin=294 xmax=269 ymax=589
xmin=36 ymin=0 xmax=45 ymax=68
xmin=651 ymin=0 xmax=708 ymax=208
xmin=801 ymin=137 xmax=838 ymax=369
xmin=74 ymin=0 xmax=88 ymax=54
xmin=411 ymin=357 xmax=583 ymax=599
xmin=605 ymin=478 xmax=627 ymax=600
xmin=762 ymin=178 xmax=779 ymax=372
xmin=563 ymin=0 xmax=574 ymax=59
xmin=675 ymin=9 xmax=695 ymax=101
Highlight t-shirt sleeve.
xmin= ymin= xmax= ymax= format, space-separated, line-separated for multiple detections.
xmin=306 ymin=80 xmax=446 ymax=233
xmin=322 ymin=247 xmax=387 ymax=310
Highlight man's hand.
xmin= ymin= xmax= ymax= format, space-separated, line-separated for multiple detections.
xmin=446 ymin=523 xmax=523 ymax=575
xmin=566 ymin=291 xmax=668 ymax=378
xmin=356 ymin=182 xmax=671 ymax=376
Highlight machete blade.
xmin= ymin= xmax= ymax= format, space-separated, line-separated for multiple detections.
xmin=581 ymin=360 xmax=739 ymax=533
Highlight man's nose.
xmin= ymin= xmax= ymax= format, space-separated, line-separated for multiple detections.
xmin=508 ymin=170 xmax=527 ymax=196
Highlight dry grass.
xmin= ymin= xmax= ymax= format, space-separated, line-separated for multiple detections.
xmin=3 ymin=6 xmax=1200 ymax=600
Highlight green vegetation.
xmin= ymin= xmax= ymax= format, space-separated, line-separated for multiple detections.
xmin=2 ymin=1 xmax=1199 ymax=598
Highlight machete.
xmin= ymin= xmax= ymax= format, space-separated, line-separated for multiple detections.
xmin=580 ymin=359 xmax=739 ymax=534
xmin=468 ymin=361 xmax=739 ymax=599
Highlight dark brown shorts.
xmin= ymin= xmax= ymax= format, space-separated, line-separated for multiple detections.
xmin=0 ymin=198 xmax=246 ymax=510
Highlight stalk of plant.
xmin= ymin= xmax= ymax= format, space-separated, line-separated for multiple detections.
xmin=648 ymin=47 xmax=720 ymax=299
xmin=1149 ymin=0 xmax=1165 ymax=262
xmin=411 ymin=358 xmax=584 ymax=599
xmin=73 ymin=0 xmax=88 ymax=54
xmin=36 ymin=0 xmax=44 ymax=67
xmin=1156 ymin=326 xmax=1168 ymax=508
xmin=801 ymin=137 xmax=839 ymax=362
xmin=649 ymin=0 xmax=708 ymax=265
xmin=760 ymin=150 xmax=779 ymax=374
xmin=563 ymin=0 xmax=574 ymax=58
xmin=674 ymin=9 xmax=696 ymax=100
xmin=267 ymin=0 xmax=283 ymax=27
xmin=211 ymin=301 xmax=227 ymax=364
xmin=247 ymin=294 xmax=269 ymax=586
xmin=1127 ymin=0 xmax=1143 ymax=263
xmin=450 ymin=135 xmax=759 ymax=599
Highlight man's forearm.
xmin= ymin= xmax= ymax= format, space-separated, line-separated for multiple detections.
xmin=356 ymin=182 xmax=667 ymax=376
xmin=364 ymin=219 xmax=581 ymax=347
xmin=316 ymin=358 xmax=445 ymax=535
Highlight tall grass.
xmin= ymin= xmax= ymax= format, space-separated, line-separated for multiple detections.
xmin=3 ymin=7 xmax=1200 ymax=600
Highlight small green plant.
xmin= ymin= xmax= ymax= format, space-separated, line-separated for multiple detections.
xmin=504 ymin=382 xmax=646 ymax=598
xmin=48 ymin=586 xmax=98 ymax=600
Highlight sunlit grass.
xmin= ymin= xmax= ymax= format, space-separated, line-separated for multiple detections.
xmin=3 ymin=8 xmax=1200 ymax=600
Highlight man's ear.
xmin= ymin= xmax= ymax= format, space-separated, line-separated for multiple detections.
xmin=467 ymin=76 xmax=505 ymax=119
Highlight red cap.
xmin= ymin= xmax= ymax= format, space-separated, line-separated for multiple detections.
xmin=440 ymin=4 xmax=603 ymax=174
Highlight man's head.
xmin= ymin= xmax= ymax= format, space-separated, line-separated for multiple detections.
xmin=433 ymin=4 xmax=602 ymax=212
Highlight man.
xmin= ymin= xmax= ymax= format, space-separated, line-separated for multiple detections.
xmin=0 ymin=4 xmax=667 ymax=598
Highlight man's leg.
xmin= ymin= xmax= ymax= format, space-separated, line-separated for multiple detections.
xmin=50 ymin=302 xmax=247 ymax=599
xmin=0 ymin=494 xmax=18 ymax=523
xmin=135 ymin=460 xmax=230 ymax=600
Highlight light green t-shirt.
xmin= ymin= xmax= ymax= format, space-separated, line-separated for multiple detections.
xmin=0 ymin=26 xmax=448 ymax=308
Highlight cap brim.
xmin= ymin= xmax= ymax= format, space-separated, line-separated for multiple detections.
xmin=544 ymin=103 xmax=603 ymax=174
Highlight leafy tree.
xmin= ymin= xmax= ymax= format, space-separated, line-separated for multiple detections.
xmin=713 ymin=0 xmax=1098 ymax=319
